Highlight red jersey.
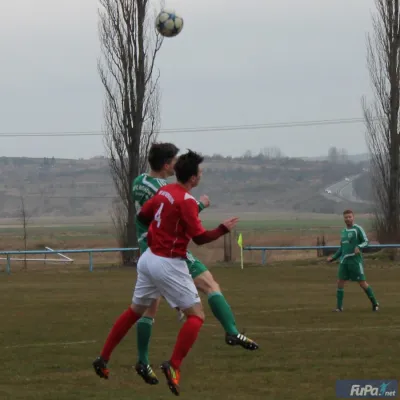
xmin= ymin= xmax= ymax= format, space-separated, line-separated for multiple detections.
xmin=138 ymin=183 xmax=206 ymax=258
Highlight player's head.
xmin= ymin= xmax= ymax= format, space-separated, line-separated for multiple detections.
xmin=174 ymin=150 xmax=204 ymax=188
xmin=343 ymin=209 xmax=354 ymax=227
xmin=148 ymin=142 xmax=179 ymax=177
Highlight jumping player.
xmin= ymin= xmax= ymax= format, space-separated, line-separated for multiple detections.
xmin=131 ymin=143 xmax=259 ymax=385
xmin=327 ymin=209 xmax=379 ymax=312
xmin=93 ymin=150 xmax=238 ymax=396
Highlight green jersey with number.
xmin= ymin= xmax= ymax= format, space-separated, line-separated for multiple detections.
xmin=132 ymin=173 xmax=205 ymax=249
xmin=132 ymin=174 xmax=167 ymax=246
xmin=332 ymin=224 xmax=368 ymax=263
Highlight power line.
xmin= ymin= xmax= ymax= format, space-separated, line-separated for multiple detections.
xmin=0 ymin=117 xmax=371 ymax=138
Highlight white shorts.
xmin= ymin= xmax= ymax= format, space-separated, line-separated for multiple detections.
xmin=132 ymin=248 xmax=201 ymax=310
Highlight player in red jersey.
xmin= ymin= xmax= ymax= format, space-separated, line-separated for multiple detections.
xmin=93 ymin=150 xmax=238 ymax=396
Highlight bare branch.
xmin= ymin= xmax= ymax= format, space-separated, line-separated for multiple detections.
xmin=98 ymin=0 xmax=162 ymax=264
xmin=363 ymin=0 xmax=400 ymax=245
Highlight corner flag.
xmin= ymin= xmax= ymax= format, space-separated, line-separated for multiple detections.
xmin=237 ymin=233 xmax=243 ymax=248
xmin=237 ymin=233 xmax=244 ymax=269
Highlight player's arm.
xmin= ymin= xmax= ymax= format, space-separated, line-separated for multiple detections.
xmin=330 ymin=246 xmax=342 ymax=261
xmin=329 ymin=237 xmax=342 ymax=262
xmin=356 ymin=225 xmax=368 ymax=250
xmin=193 ymin=225 xmax=229 ymax=245
xmin=136 ymin=196 xmax=158 ymax=226
xmin=181 ymin=197 xmax=230 ymax=245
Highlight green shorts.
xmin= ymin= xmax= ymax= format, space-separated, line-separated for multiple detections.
xmin=138 ymin=240 xmax=208 ymax=279
xmin=186 ymin=251 xmax=208 ymax=279
xmin=338 ymin=260 xmax=366 ymax=281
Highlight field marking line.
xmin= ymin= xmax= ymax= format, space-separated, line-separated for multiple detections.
xmin=5 ymin=324 xmax=400 ymax=350
xmin=232 ymin=307 xmax=319 ymax=316
xmin=203 ymin=324 xmax=400 ymax=333
xmin=4 ymin=340 xmax=97 ymax=349
xmin=249 ymin=325 xmax=400 ymax=335
xmin=260 ymin=307 xmax=315 ymax=313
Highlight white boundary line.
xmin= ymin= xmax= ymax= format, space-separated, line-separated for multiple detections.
xmin=4 ymin=340 xmax=96 ymax=349
xmin=4 ymin=319 xmax=399 ymax=350
xmin=232 ymin=325 xmax=400 ymax=335
xmin=260 ymin=307 xmax=316 ymax=313
xmin=232 ymin=307 xmax=322 ymax=316
xmin=5 ymin=324 xmax=400 ymax=350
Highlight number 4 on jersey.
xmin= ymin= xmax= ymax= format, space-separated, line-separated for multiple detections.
xmin=154 ymin=203 xmax=164 ymax=228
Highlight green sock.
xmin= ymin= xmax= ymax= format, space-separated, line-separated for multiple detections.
xmin=364 ymin=286 xmax=378 ymax=306
xmin=136 ymin=316 xmax=153 ymax=365
xmin=337 ymin=288 xmax=344 ymax=309
xmin=208 ymin=292 xmax=239 ymax=335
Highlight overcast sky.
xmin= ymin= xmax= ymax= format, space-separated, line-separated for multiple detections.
xmin=0 ymin=0 xmax=375 ymax=159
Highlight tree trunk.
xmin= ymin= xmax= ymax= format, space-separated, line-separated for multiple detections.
xmin=98 ymin=0 xmax=162 ymax=265
xmin=363 ymin=0 xmax=400 ymax=246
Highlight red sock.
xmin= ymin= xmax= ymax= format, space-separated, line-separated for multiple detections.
xmin=170 ymin=315 xmax=204 ymax=370
xmin=101 ymin=307 xmax=140 ymax=361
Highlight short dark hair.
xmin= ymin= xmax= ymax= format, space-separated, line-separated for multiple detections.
xmin=148 ymin=142 xmax=179 ymax=172
xmin=343 ymin=209 xmax=353 ymax=215
xmin=174 ymin=150 xmax=204 ymax=184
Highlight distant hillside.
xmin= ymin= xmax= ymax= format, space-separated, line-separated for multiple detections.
xmin=303 ymin=153 xmax=370 ymax=163
xmin=353 ymin=173 xmax=373 ymax=201
xmin=0 ymin=155 xmax=368 ymax=218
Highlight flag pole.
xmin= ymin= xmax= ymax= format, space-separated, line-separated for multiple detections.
xmin=237 ymin=233 xmax=244 ymax=269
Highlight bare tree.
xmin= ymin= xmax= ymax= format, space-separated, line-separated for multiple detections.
xmin=98 ymin=0 xmax=162 ymax=264
xmin=19 ymin=195 xmax=30 ymax=270
xmin=260 ymin=146 xmax=284 ymax=160
xmin=362 ymin=0 xmax=400 ymax=244
xmin=328 ymin=146 xmax=339 ymax=164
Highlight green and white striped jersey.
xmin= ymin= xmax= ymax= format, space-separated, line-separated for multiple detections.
xmin=332 ymin=224 xmax=368 ymax=263
xmin=132 ymin=173 xmax=205 ymax=247
xmin=132 ymin=174 xmax=168 ymax=246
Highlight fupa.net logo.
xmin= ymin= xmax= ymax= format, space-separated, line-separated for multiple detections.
xmin=350 ymin=383 xmax=396 ymax=397
xmin=336 ymin=380 xmax=398 ymax=398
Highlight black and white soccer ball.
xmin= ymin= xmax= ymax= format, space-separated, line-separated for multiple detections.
xmin=155 ymin=9 xmax=184 ymax=38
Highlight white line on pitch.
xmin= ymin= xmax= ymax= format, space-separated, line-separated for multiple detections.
xmin=5 ymin=324 xmax=399 ymax=350
xmin=206 ymin=324 xmax=400 ymax=335
xmin=4 ymin=340 xmax=97 ymax=350
xmin=260 ymin=307 xmax=316 ymax=313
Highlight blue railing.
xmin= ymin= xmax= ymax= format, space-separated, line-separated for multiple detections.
xmin=243 ymin=244 xmax=400 ymax=265
xmin=0 ymin=247 xmax=139 ymax=274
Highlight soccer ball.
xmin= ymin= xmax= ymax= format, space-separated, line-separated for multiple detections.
xmin=155 ymin=9 xmax=184 ymax=38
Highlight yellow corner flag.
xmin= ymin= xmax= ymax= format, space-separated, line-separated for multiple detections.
xmin=237 ymin=233 xmax=243 ymax=248
xmin=237 ymin=233 xmax=244 ymax=269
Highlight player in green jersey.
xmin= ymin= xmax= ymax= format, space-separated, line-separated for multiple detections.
xmin=327 ymin=209 xmax=379 ymax=312
xmin=132 ymin=143 xmax=259 ymax=386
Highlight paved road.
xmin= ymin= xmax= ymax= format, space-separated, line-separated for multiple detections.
xmin=322 ymin=174 xmax=372 ymax=204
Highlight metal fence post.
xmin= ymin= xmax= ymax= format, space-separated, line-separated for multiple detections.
xmin=89 ymin=252 xmax=93 ymax=272
xmin=6 ymin=254 xmax=11 ymax=275
xmin=262 ymin=250 xmax=267 ymax=265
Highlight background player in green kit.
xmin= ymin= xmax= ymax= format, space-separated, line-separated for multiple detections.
xmin=132 ymin=143 xmax=259 ymax=385
xmin=327 ymin=209 xmax=379 ymax=312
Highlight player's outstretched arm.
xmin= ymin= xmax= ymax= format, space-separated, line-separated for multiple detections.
xmin=328 ymin=245 xmax=342 ymax=262
xmin=181 ymin=194 xmax=238 ymax=245
xmin=192 ymin=218 xmax=239 ymax=245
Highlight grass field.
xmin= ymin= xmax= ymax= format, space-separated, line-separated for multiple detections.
xmin=1 ymin=261 xmax=399 ymax=400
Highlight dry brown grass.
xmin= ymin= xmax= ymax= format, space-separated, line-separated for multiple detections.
xmin=0 ymin=223 xmax=377 ymax=271
xmin=0 ymin=212 xmax=376 ymax=271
